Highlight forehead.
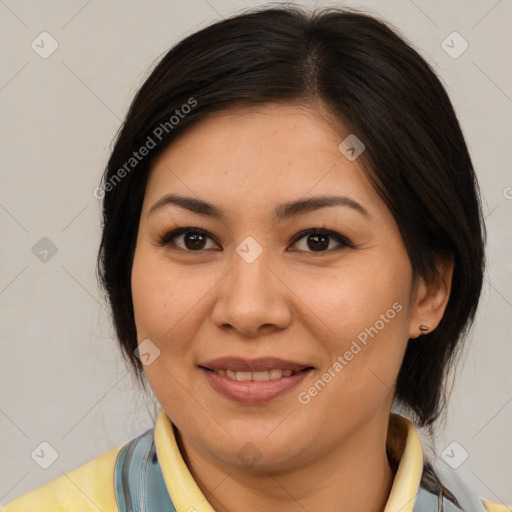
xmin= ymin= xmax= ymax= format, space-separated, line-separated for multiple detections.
xmin=143 ymin=103 xmax=379 ymax=216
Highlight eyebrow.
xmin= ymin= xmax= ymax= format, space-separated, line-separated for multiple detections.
xmin=148 ymin=193 xmax=370 ymax=222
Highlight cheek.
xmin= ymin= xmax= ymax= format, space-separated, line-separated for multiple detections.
xmin=290 ymin=257 xmax=412 ymax=404
xmin=131 ymin=244 xmax=215 ymax=351
xmin=131 ymin=248 xmax=169 ymax=340
xmin=130 ymin=245 xmax=206 ymax=409
xmin=290 ymin=257 xmax=412 ymax=342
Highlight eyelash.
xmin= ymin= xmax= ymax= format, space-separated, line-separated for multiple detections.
xmin=157 ymin=227 xmax=355 ymax=254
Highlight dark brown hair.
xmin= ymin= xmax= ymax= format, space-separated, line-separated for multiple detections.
xmin=97 ymin=4 xmax=485 ymax=429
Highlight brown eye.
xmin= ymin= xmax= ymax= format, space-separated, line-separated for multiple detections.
xmin=158 ymin=228 xmax=220 ymax=251
xmin=290 ymin=228 xmax=353 ymax=253
xmin=305 ymin=233 xmax=330 ymax=251
xmin=182 ymin=232 xmax=208 ymax=250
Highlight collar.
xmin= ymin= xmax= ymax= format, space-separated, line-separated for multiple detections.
xmin=153 ymin=409 xmax=424 ymax=512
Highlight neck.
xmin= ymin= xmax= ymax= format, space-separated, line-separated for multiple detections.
xmin=175 ymin=414 xmax=396 ymax=512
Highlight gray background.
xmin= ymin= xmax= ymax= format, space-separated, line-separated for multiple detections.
xmin=1 ymin=0 xmax=511 ymax=506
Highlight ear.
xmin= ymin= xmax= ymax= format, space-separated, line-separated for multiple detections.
xmin=408 ymin=254 xmax=454 ymax=339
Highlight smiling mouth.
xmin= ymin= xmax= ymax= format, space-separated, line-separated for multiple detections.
xmin=200 ymin=367 xmax=314 ymax=382
xmin=199 ymin=359 xmax=315 ymax=403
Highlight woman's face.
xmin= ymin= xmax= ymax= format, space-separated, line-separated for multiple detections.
xmin=131 ymin=103 xmax=437 ymax=471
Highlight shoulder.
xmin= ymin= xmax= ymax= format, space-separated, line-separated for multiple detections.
xmin=416 ymin=460 xmax=511 ymax=512
xmin=482 ymin=500 xmax=512 ymax=512
xmin=1 ymin=444 xmax=122 ymax=512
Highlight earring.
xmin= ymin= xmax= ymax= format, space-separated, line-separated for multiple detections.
xmin=419 ymin=324 xmax=429 ymax=333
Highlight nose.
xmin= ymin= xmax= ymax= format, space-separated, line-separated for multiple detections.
xmin=210 ymin=245 xmax=292 ymax=337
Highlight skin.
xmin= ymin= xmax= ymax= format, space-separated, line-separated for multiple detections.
xmin=131 ymin=103 xmax=453 ymax=512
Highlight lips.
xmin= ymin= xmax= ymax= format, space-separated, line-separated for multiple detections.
xmin=199 ymin=357 xmax=314 ymax=403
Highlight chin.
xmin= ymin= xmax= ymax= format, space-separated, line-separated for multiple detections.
xmin=209 ymin=429 xmax=309 ymax=470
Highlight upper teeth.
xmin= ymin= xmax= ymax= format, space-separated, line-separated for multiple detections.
xmin=214 ymin=369 xmax=293 ymax=381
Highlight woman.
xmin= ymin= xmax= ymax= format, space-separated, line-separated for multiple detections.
xmin=2 ymin=5 xmax=508 ymax=512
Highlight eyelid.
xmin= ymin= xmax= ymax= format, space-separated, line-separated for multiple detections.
xmin=157 ymin=227 xmax=354 ymax=252
xmin=288 ymin=228 xmax=355 ymax=251
xmin=157 ymin=227 xmax=220 ymax=249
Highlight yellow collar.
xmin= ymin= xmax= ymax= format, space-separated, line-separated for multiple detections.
xmin=154 ymin=409 xmax=423 ymax=512
xmin=384 ymin=413 xmax=424 ymax=512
